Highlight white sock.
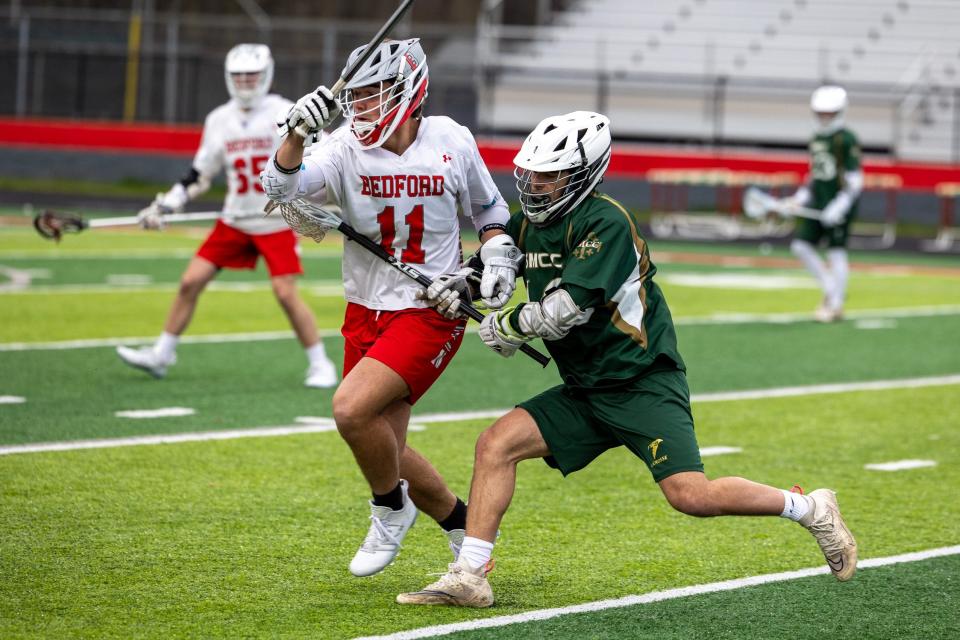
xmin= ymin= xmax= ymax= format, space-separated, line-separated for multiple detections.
xmin=790 ymin=239 xmax=834 ymax=300
xmin=826 ymin=248 xmax=848 ymax=311
xmin=305 ymin=341 xmax=330 ymax=366
xmin=459 ymin=536 xmax=494 ymax=571
xmin=780 ymin=490 xmax=811 ymax=522
xmin=154 ymin=332 xmax=179 ymax=361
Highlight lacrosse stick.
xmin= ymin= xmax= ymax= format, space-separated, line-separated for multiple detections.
xmin=293 ymin=0 xmax=415 ymax=138
xmin=32 ymin=210 xmax=224 ymax=242
xmin=267 ymin=198 xmax=552 ymax=368
xmin=742 ymin=187 xmax=822 ymax=221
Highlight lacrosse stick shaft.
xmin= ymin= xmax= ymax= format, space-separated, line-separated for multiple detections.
xmin=86 ymin=211 xmax=224 ymax=228
xmin=293 ymin=0 xmax=415 ymax=138
xmin=332 ymin=0 xmax=415 ymax=96
xmin=334 ymin=220 xmax=552 ymax=368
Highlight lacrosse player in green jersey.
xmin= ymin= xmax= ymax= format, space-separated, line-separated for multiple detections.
xmin=398 ymin=111 xmax=857 ymax=608
xmin=786 ymin=85 xmax=864 ymax=322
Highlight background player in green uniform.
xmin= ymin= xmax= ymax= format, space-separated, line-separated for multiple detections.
xmin=787 ymin=85 xmax=864 ymax=322
xmin=399 ymin=112 xmax=857 ymax=608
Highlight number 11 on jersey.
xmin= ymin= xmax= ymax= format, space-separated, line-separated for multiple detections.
xmin=377 ymin=205 xmax=425 ymax=263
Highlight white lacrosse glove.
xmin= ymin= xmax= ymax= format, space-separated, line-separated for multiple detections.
xmin=136 ymin=200 xmax=165 ymax=230
xmin=279 ymin=86 xmax=340 ymax=139
xmin=479 ymin=234 xmax=523 ymax=309
xmin=415 ymin=268 xmax=475 ymax=319
xmin=821 ymin=192 xmax=852 ymax=228
xmin=136 ymin=184 xmax=188 ymax=230
xmin=778 ymin=186 xmax=811 ymax=217
xmin=158 ymin=183 xmax=189 ymax=213
xmin=478 ymin=307 xmax=530 ymax=358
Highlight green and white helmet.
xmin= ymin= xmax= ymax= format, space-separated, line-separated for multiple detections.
xmin=224 ymin=44 xmax=273 ymax=109
xmin=513 ymin=111 xmax=612 ymax=227
xmin=811 ymin=85 xmax=847 ymax=134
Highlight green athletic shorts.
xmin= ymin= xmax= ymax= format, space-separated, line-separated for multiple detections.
xmin=795 ymin=213 xmax=856 ymax=248
xmin=518 ymin=369 xmax=704 ymax=483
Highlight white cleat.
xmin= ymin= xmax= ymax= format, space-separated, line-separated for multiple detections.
xmin=798 ymin=488 xmax=858 ymax=581
xmin=349 ymin=480 xmax=418 ymax=577
xmin=116 ymin=345 xmax=175 ymax=379
xmin=814 ymin=301 xmax=843 ymax=323
xmin=304 ymin=358 xmax=338 ymax=389
xmin=396 ymin=557 xmax=495 ymax=608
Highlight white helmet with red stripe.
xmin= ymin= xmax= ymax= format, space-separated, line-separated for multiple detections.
xmin=224 ymin=44 xmax=274 ymax=109
xmin=338 ymin=38 xmax=429 ymax=149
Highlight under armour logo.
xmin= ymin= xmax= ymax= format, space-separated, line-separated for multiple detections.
xmin=442 ymin=154 xmax=451 ymax=163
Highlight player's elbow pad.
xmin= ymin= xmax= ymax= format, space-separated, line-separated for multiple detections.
xmin=179 ymin=168 xmax=211 ymax=200
xmin=260 ymin=159 xmax=300 ymax=202
xmin=843 ymin=170 xmax=864 ymax=199
xmin=516 ymin=288 xmax=593 ymax=341
xmin=471 ymin=199 xmax=510 ymax=236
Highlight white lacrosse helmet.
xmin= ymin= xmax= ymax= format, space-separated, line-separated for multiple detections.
xmin=810 ymin=85 xmax=847 ymax=134
xmin=224 ymin=44 xmax=274 ymax=109
xmin=338 ymin=38 xmax=429 ymax=149
xmin=513 ymin=111 xmax=612 ymax=227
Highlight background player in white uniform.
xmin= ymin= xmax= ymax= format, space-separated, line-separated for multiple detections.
xmin=261 ymin=38 xmax=522 ymax=578
xmin=116 ymin=44 xmax=337 ymax=388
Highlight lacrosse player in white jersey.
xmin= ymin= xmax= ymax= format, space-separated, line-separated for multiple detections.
xmin=260 ymin=38 xmax=522 ymax=578
xmin=116 ymin=44 xmax=338 ymax=388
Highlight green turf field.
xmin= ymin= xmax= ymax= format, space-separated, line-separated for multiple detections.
xmin=1 ymin=221 xmax=959 ymax=639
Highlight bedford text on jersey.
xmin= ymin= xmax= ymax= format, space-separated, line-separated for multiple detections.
xmin=360 ymin=175 xmax=445 ymax=198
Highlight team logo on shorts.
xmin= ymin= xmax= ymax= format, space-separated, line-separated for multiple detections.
xmin=648 ymin=438 xmax=668 ymax=466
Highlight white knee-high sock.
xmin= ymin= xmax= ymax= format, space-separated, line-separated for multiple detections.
xmin=826 ymin=248 xmax=849 ymax=311
xmin=791 ymin=239 xmax=834 ymax=300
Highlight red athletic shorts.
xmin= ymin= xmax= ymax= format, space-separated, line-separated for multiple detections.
xmin=341 ymin=303 xmax=467 ymax=405
xmin=196 ymin=220 xmax=303 ymax=277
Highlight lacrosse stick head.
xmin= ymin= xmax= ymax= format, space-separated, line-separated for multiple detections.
xmin=264 ymin=198 xmax=342 ymax=243
xmin=33 ymin=210 xmax=86 ymax=242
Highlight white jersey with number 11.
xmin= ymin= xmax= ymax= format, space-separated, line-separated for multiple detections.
xmin=295 ymin=115 xmax=506 ymax=310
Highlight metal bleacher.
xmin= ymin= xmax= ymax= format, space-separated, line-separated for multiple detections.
xmin=479 ymin=0 xmax=960 ymax=162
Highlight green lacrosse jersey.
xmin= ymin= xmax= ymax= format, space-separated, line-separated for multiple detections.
xmin=505 ymin=192 xmax=684 ymax=390
xmin=809 ymin=128 xmax=861 ymax=210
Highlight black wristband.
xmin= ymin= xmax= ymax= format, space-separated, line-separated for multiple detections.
xmin=178 ymin=167 xmax=201 ymax=189
xmin=477 ymin=223 xmax=507 ymax=239
xmin=273 ymin=156 xmax=301 ymax=175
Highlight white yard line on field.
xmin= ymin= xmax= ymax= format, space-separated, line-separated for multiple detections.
xmin=114 ymin=407 xmax=195 ymax=419
xmin=0 ymin=280 xmax=346 ymax=295
xmin=353 ymin=545 xmax=960 ymax=640
xmin=0 ymin=329 xmax=345 ymax=351
xmin=1 ymin=373 xmax=957 ymax=456
xmin=690 ymin=374 xmax=960 ymax=403
xmin=3 ymin=304 xmax=959 ymax=352
xmin=673 ymin=304 xmax=960 ymax=326
xmin=865 ymin=459 xmax=938 ymax=471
